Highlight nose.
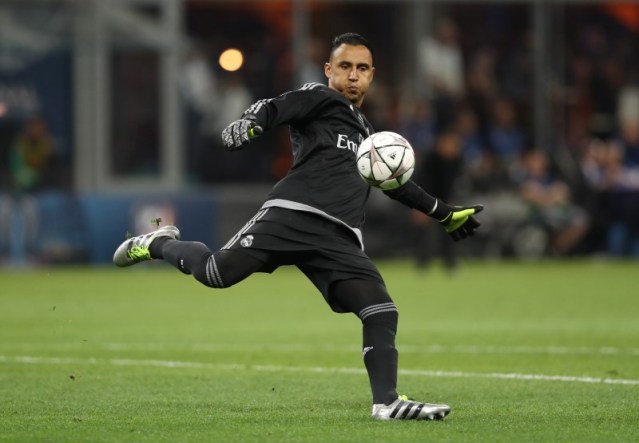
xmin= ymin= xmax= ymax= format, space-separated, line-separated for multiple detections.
xmin=348 ymin=68 xmax=358 ymax=80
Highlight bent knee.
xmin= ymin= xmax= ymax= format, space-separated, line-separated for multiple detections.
xmin=192 ymin=250 xmax=260 ymax=288
xmin=193 ymin=254 xmax=230 ymax=288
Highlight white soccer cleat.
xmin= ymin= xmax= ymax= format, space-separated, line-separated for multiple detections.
xmin=113 ymin=225 xmax=180 ymax=267
xmin=371 ymin=395 xmax=451 ymax=421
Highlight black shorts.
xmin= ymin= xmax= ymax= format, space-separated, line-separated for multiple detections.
xmin=222 ymin=207 xmax=385 ymax=312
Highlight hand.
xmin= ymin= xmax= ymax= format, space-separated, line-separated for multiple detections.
xmin=221 ymin=115 xmax=263 ymax=150
xmin=438 ymin=204 xmax=484 ymax=242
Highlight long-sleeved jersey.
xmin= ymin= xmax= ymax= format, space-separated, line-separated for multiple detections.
xmin=245 ymin=83 xmax=373 ymax=232
xmin=242 ymin=82 xmax=442 ymax=247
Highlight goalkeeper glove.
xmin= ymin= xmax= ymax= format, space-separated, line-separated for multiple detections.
xmin=221 ymin=114 xmax=263 ymax=150
xmin=436 ymin=204 xmax=484 ymax=242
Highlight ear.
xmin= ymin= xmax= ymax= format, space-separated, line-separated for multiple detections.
xmin=324 ymin=62 xmax=331 ymax=79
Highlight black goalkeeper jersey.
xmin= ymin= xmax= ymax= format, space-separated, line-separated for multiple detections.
xmin=244 ymin=82 xmax=374 ymax=233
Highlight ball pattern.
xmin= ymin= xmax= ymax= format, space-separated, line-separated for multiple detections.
xmin=356 ymin=131 xmax=415 ymax=190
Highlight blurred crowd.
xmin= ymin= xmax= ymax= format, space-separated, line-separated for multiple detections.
xmin=180 ymin=5 xmax=638 ymax=259
xmin=387 ymin=8 xmax=639 ymax=261
xmin=372 ymin=6 xmax=637 ymax=261
xmin=1 ymin=2 xmax=638 ymax=263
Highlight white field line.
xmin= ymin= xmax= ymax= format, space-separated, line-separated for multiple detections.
xmin=1 ymin=342 xmax=639 ymax=356
xmin=1 ymin=355 xmax=639 ymax=386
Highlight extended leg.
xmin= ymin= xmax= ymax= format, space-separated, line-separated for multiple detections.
xmin=112 ymin=225 xmax=264 ymax=288
xmin=153 ymin=238 xmax=264 ymax=288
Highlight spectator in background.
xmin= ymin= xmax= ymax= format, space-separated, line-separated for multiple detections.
xmin=299 ymin=36 xmax=328 ymax=85
xmin=603 ymin=147 xmax=639 ymax=257
xmin=455 ymin=105 xmax=486 ymax=171
xmin=208 ymin=74 xmax=259 ymax=182
xmin=397 ymin=99 xmax=436 ymax=158
xmin=1 ymin=116 xmax=55 ymax=263
xmin=517 ymin=149 xmax=590 ymax=256
xmin=9 ymin=116 xmax=54 ymax=193
xmin=410 ymin=128 xmax=465 ymax=272
xmin=580 ymin=141 xmax=636 ymax=256
xmin=465 ymin=48 xmax=499 ymax=135
xmin=616 ymin=84 xmax=639 ymax=168
xmin=499 ymin=29 xmax=534 ymax=110
xmin=181 ymin=48 xmax=221 ymax=182
xmin=417 ymin=17 xmax=465 ymax=129
xmin=576 ymin=76 xmax=639 ymax=257
xmin=455 ymin=106 xmax=520 ymax=243
xmin=181 ymin=47 xmax=261 ymax=183
xmin=579 ymin=84 xmax=639 ymax=257
xmin=462 ymin=103 xmax=526 ymax=258
xmin=488 ymin=97 xmax=526 ymax=165
xmin=181 ymin=48 xmax=219 ymax=139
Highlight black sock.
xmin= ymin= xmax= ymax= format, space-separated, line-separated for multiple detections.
xmin=362 ymin=310 xmax=399 ymax=405
xmin=152 ymin=239 xmax=211 ymax=275
xmin=329 ymin=279 xmax=400 ymax=405
xmin=149 ymin=237 xmax=170 ymax=259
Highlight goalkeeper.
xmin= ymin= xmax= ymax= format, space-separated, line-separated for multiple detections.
xmin=114 ymin=33 xmax=482 ymax=421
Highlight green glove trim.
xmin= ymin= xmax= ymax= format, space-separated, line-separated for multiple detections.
xmin=440 ymin=208 xmax=478 ymax=233
xmin=248 ymin=126 xmax=263 ymax=139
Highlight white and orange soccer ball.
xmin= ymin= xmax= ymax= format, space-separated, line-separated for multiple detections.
xmin=356 ymin=131 xmax=415 ymax=190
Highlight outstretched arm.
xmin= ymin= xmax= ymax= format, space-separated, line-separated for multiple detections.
xmin=221 ymin=83 xmax=333 ymax=151
xmin=384 ymin=181 xmax=483 ymax=242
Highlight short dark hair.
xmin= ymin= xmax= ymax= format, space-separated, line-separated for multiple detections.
xmin=330 ymin=33 xmax=373 ymax=59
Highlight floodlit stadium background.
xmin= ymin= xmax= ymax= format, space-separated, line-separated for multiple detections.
xmin=1 ymin=0 xmax=638 ymax=265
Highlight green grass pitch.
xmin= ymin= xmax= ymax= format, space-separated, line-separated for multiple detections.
xmin=1 ymin=260 xmax=638 ymax=442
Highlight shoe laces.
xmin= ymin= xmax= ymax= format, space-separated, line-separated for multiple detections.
xmin=128 ymin=244 xmax=151 ymax=260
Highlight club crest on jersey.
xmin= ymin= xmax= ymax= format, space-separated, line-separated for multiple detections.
xmin=240 ymin=235 xmax=254 ymax=248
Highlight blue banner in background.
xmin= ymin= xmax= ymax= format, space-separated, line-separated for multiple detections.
xmin=0 ymin=192 xmax=219 ymax=266
xmin=80 ymin=193 xmax=219 ymax=264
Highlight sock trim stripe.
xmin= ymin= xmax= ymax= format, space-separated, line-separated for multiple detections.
xmin=360 ymin=307 xmax=398 ymax=321
xmin=359 ymin=303 xmax=398 ymax=320
xmin=359 ymin=302 xmax=395 ymax=317
xmin=210 ymin=254 xmax=224 ymax=287
xmin=205 ymin=255 xmax=223 ymax=288
xmin=205 ymin=258 xmax=214 ymax=287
